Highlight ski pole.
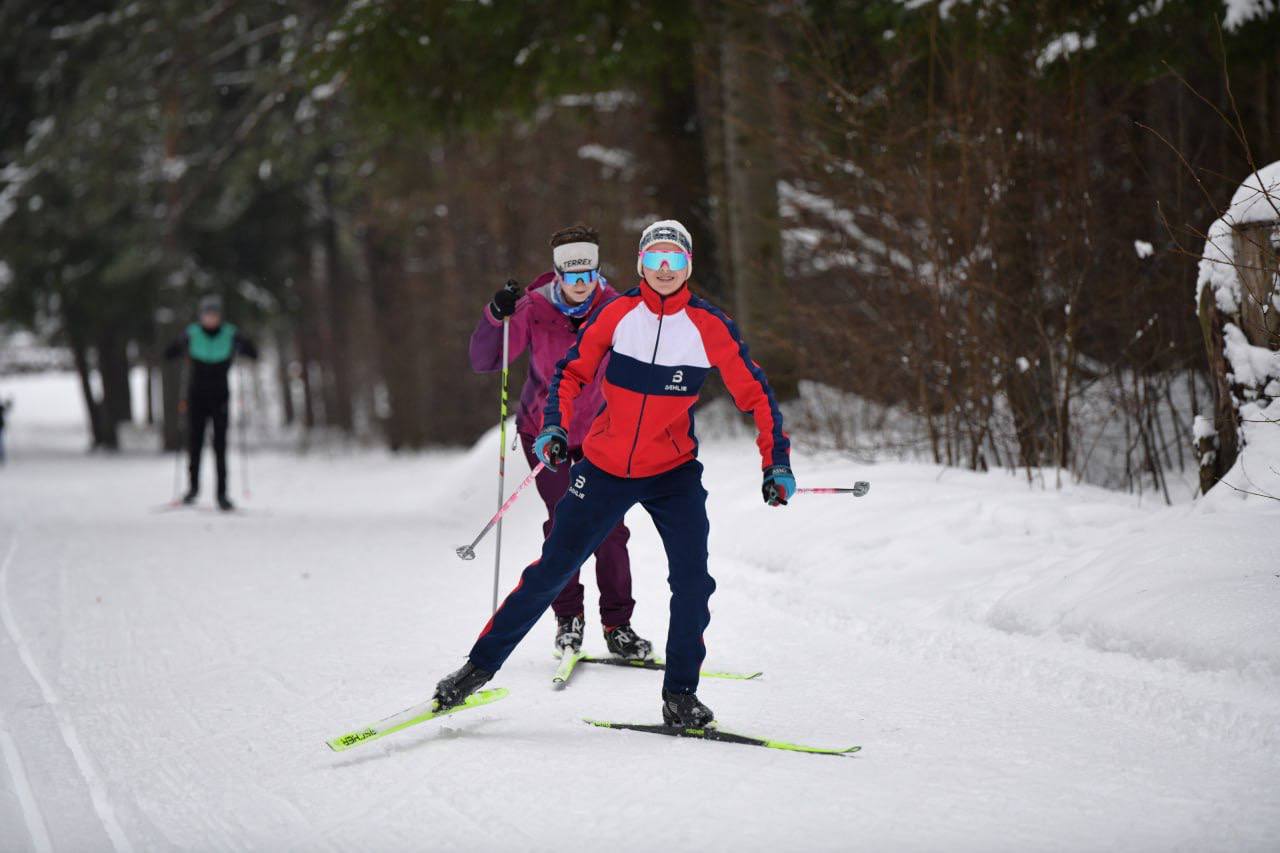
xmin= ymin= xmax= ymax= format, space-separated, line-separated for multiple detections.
xmin=170 ymin=401 xmax=186 ymax=503
xmin=237 ymin=362 xmax=250 ymax=499
xmin=169 ymin=350 xmax=191 ymax=505
xmin=489 ymin=280 xmax=519 ymax=610
xmin=796 ymin=481 xmax=871 ymax=497
xmin=458 ymin=462 xmax=546 ymax=562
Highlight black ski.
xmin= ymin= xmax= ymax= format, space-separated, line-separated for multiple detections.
xmin=583 ymin=719 xmax=858 ymax=755
xmin=579 ymin=655 xmax=762 ymax=680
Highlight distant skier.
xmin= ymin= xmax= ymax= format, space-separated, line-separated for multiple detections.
xmin=470 ymin=224 xmax=654 ymax=661
xmin=0 ymin=396 xmax=10 ymax=465
xmin=436 ymin=220 xmax=794 ymax=727
xmin=164 ymin=295 xmax=258 ymax=511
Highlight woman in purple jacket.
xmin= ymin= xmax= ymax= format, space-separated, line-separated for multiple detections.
xmin=469 ymin=224 xmax=653 ymax=661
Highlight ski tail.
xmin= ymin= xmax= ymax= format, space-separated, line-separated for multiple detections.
xmin=326 ymin=687 xmax=509 ymax=752
xmin=583 ymin=719 xmax=858 ymax=756
xmin=552 ymin=650 xmax=586 ymax=687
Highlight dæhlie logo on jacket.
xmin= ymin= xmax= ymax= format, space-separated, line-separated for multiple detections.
xmin=664 ymin=369 xmax=687 ymax=393
xmin=569 ymin=474 xmax=587 ymax=499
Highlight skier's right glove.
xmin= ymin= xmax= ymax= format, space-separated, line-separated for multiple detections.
xmin=533 ymin=425 xmax=569 ymax=471
xmin=762 ymin=465 xmax=796 ymax=507
xmin=489 ymin=279 xmax=522 ymax=320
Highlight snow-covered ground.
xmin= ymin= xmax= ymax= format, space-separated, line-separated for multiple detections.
xmin=1 ymin=372 xmax=1278 ymax=852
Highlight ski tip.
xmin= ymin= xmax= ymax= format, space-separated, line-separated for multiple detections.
xmin=326 ymin=727 xmax=377 ymax=753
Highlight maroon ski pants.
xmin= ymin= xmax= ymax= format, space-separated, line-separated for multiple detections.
xmin=519 ymin=433 xmax=635 ymax=626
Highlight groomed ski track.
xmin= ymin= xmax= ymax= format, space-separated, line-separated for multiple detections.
xmin=0 ymin=373 xmax=1277 ymax=851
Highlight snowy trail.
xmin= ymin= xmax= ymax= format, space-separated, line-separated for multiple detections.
xmin=0 ymin=374 xmax=1278 ymax=851
xmin=1 ymin=536 xmax=134 ymax=853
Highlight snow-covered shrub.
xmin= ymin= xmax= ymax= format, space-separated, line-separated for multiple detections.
xmin=1195 ymin=161 xmax=1280 ymax=498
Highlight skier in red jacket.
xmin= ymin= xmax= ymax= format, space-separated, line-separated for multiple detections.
xmin=469 ymin=225 xmax=653 ymax=660
xmin=436 ymin=220 xmax=795 ymax=726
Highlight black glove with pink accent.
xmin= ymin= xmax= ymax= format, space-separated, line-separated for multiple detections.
xmin=533 ymin=425 xmax=569 ymax=471
xmin=762 ymin=465 xmax=796 ymax=506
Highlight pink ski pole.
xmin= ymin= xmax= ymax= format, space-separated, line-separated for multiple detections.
xmin=456 ymin=462 xmax=546 ymax=560
xmin=795 ymin=481 xmax=871 ymax=497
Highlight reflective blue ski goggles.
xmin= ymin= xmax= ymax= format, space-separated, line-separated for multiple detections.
xmin=639 ymin=250 xmax=691 ymax=271
xmin=557 ymin=268 xmax=600 ymax=286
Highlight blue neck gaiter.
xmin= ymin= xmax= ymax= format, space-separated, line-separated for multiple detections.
xmin=551 ymin=280 xmax=598 ymax=318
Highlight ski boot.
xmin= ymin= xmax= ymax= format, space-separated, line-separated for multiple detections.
xmin=433 ymin=661 xmax=493 ymax=710
xmin=603 ymin=623 xmax=653 ymax=660
xmin=182 ymin=488 xmax=198 ymax=506
xmin=555 ymin=613 xmax=584 ymax=658
xmin=661 ymin=689 xmax=715 ymax=728
xmin=217 ymin=493 xmax=235 ymax=512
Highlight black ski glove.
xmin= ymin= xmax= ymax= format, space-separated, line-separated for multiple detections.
xmin=489 ymin=279 xmax=522 ymax=320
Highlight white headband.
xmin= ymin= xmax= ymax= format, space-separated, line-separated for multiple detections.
xmin=552 ymin=242 xmax=599 ymax=272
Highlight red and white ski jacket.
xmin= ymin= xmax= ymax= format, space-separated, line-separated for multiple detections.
xmin=544 ymin=281 xmax=790 ymax=479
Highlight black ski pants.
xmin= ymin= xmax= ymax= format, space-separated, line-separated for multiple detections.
xmin=187 ymin=396 xmax=229 ymax=496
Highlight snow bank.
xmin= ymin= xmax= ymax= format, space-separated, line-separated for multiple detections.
xmin=1203 ymin=397 xmax=1280 ymax=505
xmin=987 ymin=498 xmax=1280 ymax=680
xmin=710 ymin=444 xmax=1280 ymax=686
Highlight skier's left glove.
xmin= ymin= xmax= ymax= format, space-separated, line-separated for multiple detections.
xmin=489 ymin=279 xmax=522 ymax=320
xmin=762 ymin=465 xmax=795 ymax=507
xmin=533 ymin=425 xmax=569 ymax=471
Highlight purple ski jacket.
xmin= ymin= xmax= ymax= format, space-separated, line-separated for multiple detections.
xmin=469 ymin=271 xmax=617 ymax=446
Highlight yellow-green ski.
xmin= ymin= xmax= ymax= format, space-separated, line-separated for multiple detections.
xmin=552 ymin=649 xmax=587 ymax=687
xmin=326 ymin=688 xmax=509 ymax=752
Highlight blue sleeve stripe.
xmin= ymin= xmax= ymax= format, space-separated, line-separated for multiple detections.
xmin=692 ymin=298 xmax=790 ymax=465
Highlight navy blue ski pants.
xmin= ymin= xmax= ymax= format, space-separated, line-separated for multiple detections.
xmin=469 ymin=457 xmax=714 ymax=694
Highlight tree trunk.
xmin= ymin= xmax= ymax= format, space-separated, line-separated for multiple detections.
xmin=96 ymin=326 xmax=133 ymax=425
xmin=69 ymin=330 xmax=117 ymax=450
xmin=275 ymin=327 xmax=296 ymax=427
xmin=159 ymin=80 xmax=185 ymax=453
xmin=297 ymin=333 xmax=317 ymax=430
xmin=364 ymin=224 xmax=430 ymax=449
xmin=718 ymin=1 xmax=792 ymax=395
xmin=160 ymin=331 xmax=183 ymax=452
xmin=691 ymin=8 xmax=732 ymax=305
xmin=145 ymin=358 xmax=155 ymax=426
xmin=319 ymin=173 xmax=355 ymax=432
